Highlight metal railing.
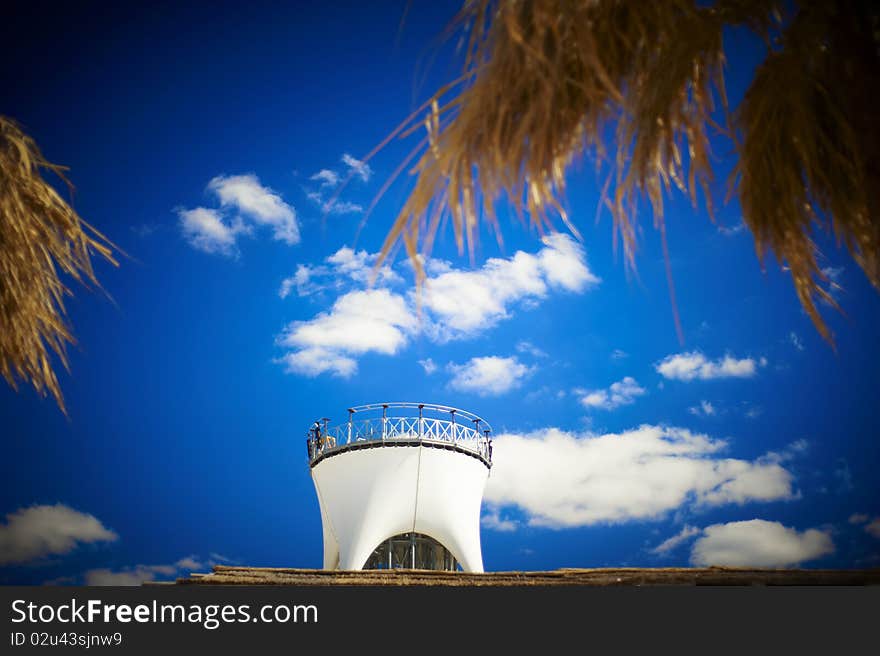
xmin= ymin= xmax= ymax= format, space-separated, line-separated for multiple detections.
xmin=306 ymin=402 xmax=493 ymax=465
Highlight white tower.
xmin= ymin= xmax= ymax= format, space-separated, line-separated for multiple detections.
xmin=307 ymin=403 xmax=493 ymax=572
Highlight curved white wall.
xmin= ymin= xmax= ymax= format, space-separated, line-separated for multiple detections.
xmin=311 ymin=444 xmax=489 ymax=572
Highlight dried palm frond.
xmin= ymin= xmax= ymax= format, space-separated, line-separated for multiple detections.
xmin=0 ymin=116 xmax=118 ymax=413
xmin=735 ymin=1 xmax=880 ymax=339
xmin=373 ymin=0 xmax=880 ymax=342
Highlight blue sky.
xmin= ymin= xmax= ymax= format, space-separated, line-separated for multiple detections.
xmin=1 ymin=1 xmax=878 ymax=584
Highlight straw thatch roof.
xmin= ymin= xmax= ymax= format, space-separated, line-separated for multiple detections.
xmin=169 ymin=565 xmax=880 ymax=586
xmin=375 ymin=0 xmax=880 ymax=342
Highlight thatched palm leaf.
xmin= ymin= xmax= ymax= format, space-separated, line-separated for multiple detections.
xmin=376 ymin=0 xmax=880 ymax=341
xmin=0 ymin=116 xmax=117 ymax=413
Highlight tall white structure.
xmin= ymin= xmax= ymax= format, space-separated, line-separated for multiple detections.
xmin=307 ymin=403 xmax=493 ymax=572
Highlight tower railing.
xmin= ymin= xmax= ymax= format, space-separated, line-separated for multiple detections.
xmin=306 ymin=402 xmax=493 ymax=465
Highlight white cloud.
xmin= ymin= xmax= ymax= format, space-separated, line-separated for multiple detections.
xmin=280 ymin=289 xmax=414 ymax=355
xmin=447 ymin=356 xmax=533 ymax=397
xmin=325 ymin=247 xmax=401 ymax=287
xmin=178 ymin=173 xmax=300 ymax=255
xmin=310 ymin=169 xmax=339 ymax=188
xmin=651 ymin=525 xmax=701 ymax=555
xmin=280 ymin=264 xmax=325 ymax=299
xmin=538 ymin=233 xmax=599 ymax=292
xmin=277 ymin=235 xmax=598 ymax=378
xmin=848 ymin=513 xmax=870 ymax=525
xmin=789 ymin=332 xmax=804 ymax=351
xmin=208 ymin=174 xmax=299 ymax=245
xmin=690 ymin=519 xmax=834 ymax=568
xmin=688 ymin=400 xmax=716 ymax=417
xmin=178 ymin=207 xmax=244 ymax=257
xmin=279 ymin=268 xmax=306 ymax=299
xmin=610 ymin=349 xmax=629 ymax=360
xmin=578 ymin=377 xmax=645 ymax=411
xmin=483 ymin=425 xmax=797 ymax=528
xmin=656 ymin=351 xmax=764 ymax=381
xmin=866 ymin=519 xmax=880 ymax=540
xmin=421 ymin=233 xmax=599 ymax=340
xmin=0 ymin=504 xmax=118 ymax=565
xmin=325 ymin=247 xmax=365 ymax=277
xmin=341 ymin=153 xmax=372 ymax=182
xmin=481 ymin=510 xmax=518 ymax=532
xmin=278 ymin=349 xmax=357 ymax=378
xmin=418 ymin=358 xmax=438 ymax=375
xmin=277 ymin=289 xmax=416 ymax=378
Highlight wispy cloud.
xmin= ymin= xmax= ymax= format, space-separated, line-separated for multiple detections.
xmin=278 ymin=268 xmax=310 ymax=300
xmin=516 ymin=341 xmax=548 ymax=358
xmin=656 ymin=351 xmax=766 ymax=381
xmin=848 ymin=513 xmax=880 ymax=539
xmin=304 ymin=153 xmax=372 ymax=216
xmin=447 ymin=356 xmax=533 ymax=397
xmin=820 ymin=265 xmax=845 ymax=306
xmin=481 ymin=509 xmax=518 ymax=532
xmin=651 ymin=525 xmax=701 ymax=555
xmin=0 ymin=504 xmax=117 ymax=566
xmin=309 ymin=169 xmax=339 ymax=188
xmin=323 ymin=199 xmax=363 ymax=215
xmin=610 ymin=349 xmax=629 ymax=360
xmin=717 ymin=220 xmax=746 ymax=236
xmin=131 ymin=223 xmax=160 ymax=238
xmin=278 ymin=246 xmax=401 ymax=299
xmin=834 ymin=458 xmax=854 ymax=493
xmin=418 ymin=358 xmax=438 ymax=375
xmin=483 ymin=425 xmax=798 ymax=528
xmin=761 ymin=439 xmax=809 ymax=465
xmin=83 ymin=553 xmax=230 ymax=586
xmin=744 ymin=405 xmax=763 ymax=419
xmin=688 ymin=400 xmax=716 ymax=417
xmin=306 ymin=191 xmax=363 ymax=216
xmin=577 ymin=377 xmax=646 ymax=411
xmin=789 ymin=331 xmax=804 ymax=351
xmin=341 ymin=153 xmax=371 ymax=182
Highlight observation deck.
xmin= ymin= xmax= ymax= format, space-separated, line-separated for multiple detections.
xmin=306 ymin=402 xmax=493 ymax=469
